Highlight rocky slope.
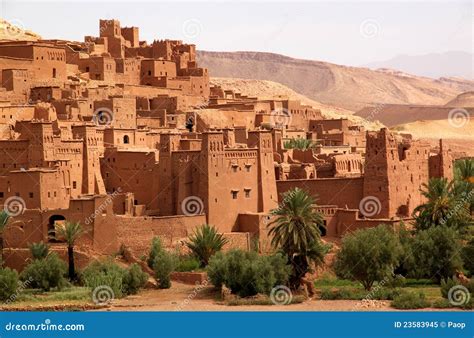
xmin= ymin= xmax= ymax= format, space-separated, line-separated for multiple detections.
xmin=198 ymin=51 xmax=474 ymax=111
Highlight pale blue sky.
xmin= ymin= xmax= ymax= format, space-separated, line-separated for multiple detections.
xmin=1 ymin=0 xmax=472 ymax=66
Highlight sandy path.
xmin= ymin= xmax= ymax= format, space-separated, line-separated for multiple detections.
xmin=103 ymin=282 xmax=394 ymax=312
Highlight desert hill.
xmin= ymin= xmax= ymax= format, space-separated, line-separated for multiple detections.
xmin=355 ymin=104 xmax=474 ymax=127
xmin=445 ymin=91 xmax=474 ymax=107
xmin=197 ymin=51 xmax=474 ymax=111
xmin=0 ymin=19 xmax=41 ymax=41
xmin=364 ymin=51 xmax=473 ymax=80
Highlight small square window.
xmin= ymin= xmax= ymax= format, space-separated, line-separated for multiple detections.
xmin=245 ymin=189 xmax=251 ymax=198
xmin=0 ymin=192 xmax=4 ymax=198
xmin=72 ymin=181 xmax=77 ymax=189
xmin=29 ymin=192 xmax=34 ymax=198
xmin=231 ymin=191 xmax=238 ymax=199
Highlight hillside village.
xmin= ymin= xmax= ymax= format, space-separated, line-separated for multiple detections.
xmin=0 ymin=19 xmax=472 ymax=312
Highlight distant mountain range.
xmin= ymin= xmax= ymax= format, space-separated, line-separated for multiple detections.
xmin=197 ymin=51 xmax=474 ymax=111
xmin=364 ymin=51 xmax=473 ymax=80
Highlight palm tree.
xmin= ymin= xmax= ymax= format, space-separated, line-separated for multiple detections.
xmin=268 ymin=187 xmax=326 ymax=289
xmin=413 ymin=178 xmax=471 ymax=231
xmin=186 ymin=224 xmax=228 ymax=267
xmin=55 ymin=221 xmax=83 ymax=280
xmin=0 ymin=210 xmax=10 ymax=265
xmin=283 ymin=138 xmax=317 ymax=150
xmin=454 ymin=159 xmax=474 ymax=213
xmin=454 ymin=158 xmax=474 ymax=183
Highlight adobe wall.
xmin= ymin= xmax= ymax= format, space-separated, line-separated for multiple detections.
xmin=109 ymin=214 xmax=206 ymax=257
xmin=334 ymin=209 xmax=403 ymax=236
xmin=276 ymin=177 xmax=364 ymax=209
xmin=222 ymin=232 xmax=251 ymax=251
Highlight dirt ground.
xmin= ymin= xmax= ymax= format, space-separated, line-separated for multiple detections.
xmin=102 ymin=282 xmax=454 ymax=312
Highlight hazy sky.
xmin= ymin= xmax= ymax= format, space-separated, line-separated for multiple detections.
xmin=1 ymin=0 xmax=472 ymax=66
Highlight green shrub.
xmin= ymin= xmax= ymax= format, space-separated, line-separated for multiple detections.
xmin=391 ymin=291 xmax=430 ymax=309
xmin=186 ymin=224 xmax=228 ymax=267
xmin=147 ymin=237 xmax=164 ymax=269
xmin=283 ymin=138 xmax=316 ymax=150
xmin=207 ymin=249 xmax=291 ymax=297
xmin=432 ymin=298 xmax=453 ymax=308
xmin=29 ymin=242 xmax=49 ymax=260
xmin=319 ymin=287 xmax=363 ymax=300
xmin=82 ymin=260 xmax=125 ymax=298
xmin=440 ymin=277 xmax=459 ymax=299
xmin=318 ymin=286 xmax=400 ymax=301
xmin=152 ymin=251 xmax=176 ymax=289
xmin=385 ymin=275 xmax=406 ymax=288
xmin=461 ymin=238 xmax=474 ymax=276
xmin=175 ymin=256 xmax=201 ymax=272
xmin=82 ymin=260 xmax=148 ymax=298
xmin=0 ymin=267 xmax=19 ymax=301
xmin=334 ymin=225 xmax=402 ymax=290
xmin=371 ymin=287 xmax=402 ymax=300
xmin=410 ymin=225 xmax=463 ymax=282
xmin=20 ymin=253 xmax=68 ymax=291
xmin=122 ymin=263 xmax=148 ymax=295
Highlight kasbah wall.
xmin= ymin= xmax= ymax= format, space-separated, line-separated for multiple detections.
xmin=0 ymin=19 xmax=459 ymax=271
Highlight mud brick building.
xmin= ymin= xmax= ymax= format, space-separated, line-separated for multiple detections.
xmin=0 ymin=19 xmax=457 ymax=270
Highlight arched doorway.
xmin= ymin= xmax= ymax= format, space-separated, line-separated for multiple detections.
xmin=48 ymin=215 xmax=65 ymax=242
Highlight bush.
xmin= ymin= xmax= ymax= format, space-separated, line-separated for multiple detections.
xmin=186 ymin=224 xmax=228 ymax=267
xmin=440 ymin=277 xmax=459 ymax=299
xmin=207 ymin=249 xmax=291 ymax=297
xmin=175 ymin=256 xmax=201 ymax=272
xmin=82 ymin=260 xmax=147 ymax=298
xmin=440 ymin=277 xmax=474 ymax=309
xmin=410 ymin=225 xmax=463 ymax=283
xmin=461 ymin=238 xmax=474 ymax=276
xmin=385 ymin=275 xmax=406 ymax=288
xmin=152 ymin=251 xmax=176 ymax=289
xmin=334 ymin=225 xmax=402 ymax=290
xmin=122 ymin=263 xmax=148 ymax=295
xmin=320 ymin=287 xmax=364 ymax=300
xmin=0 ymin=267 xmax=19 ymax=301
xmin=432 ymin=298 xmax=453 ymax=308
xmin=391 ymin=291 xmax=430 ymax=309
xmin=147 ymin=237 xmax=164 ymax=269
xmin=29 ymin=242 xmax=49 ymax=260
xmin=20 ymin=253 xmax=68 ymax=291
xmin=319 ymin=286 xmax=401 ymax=301
xmin=82 ymin=260 xmax=126 ymax=298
